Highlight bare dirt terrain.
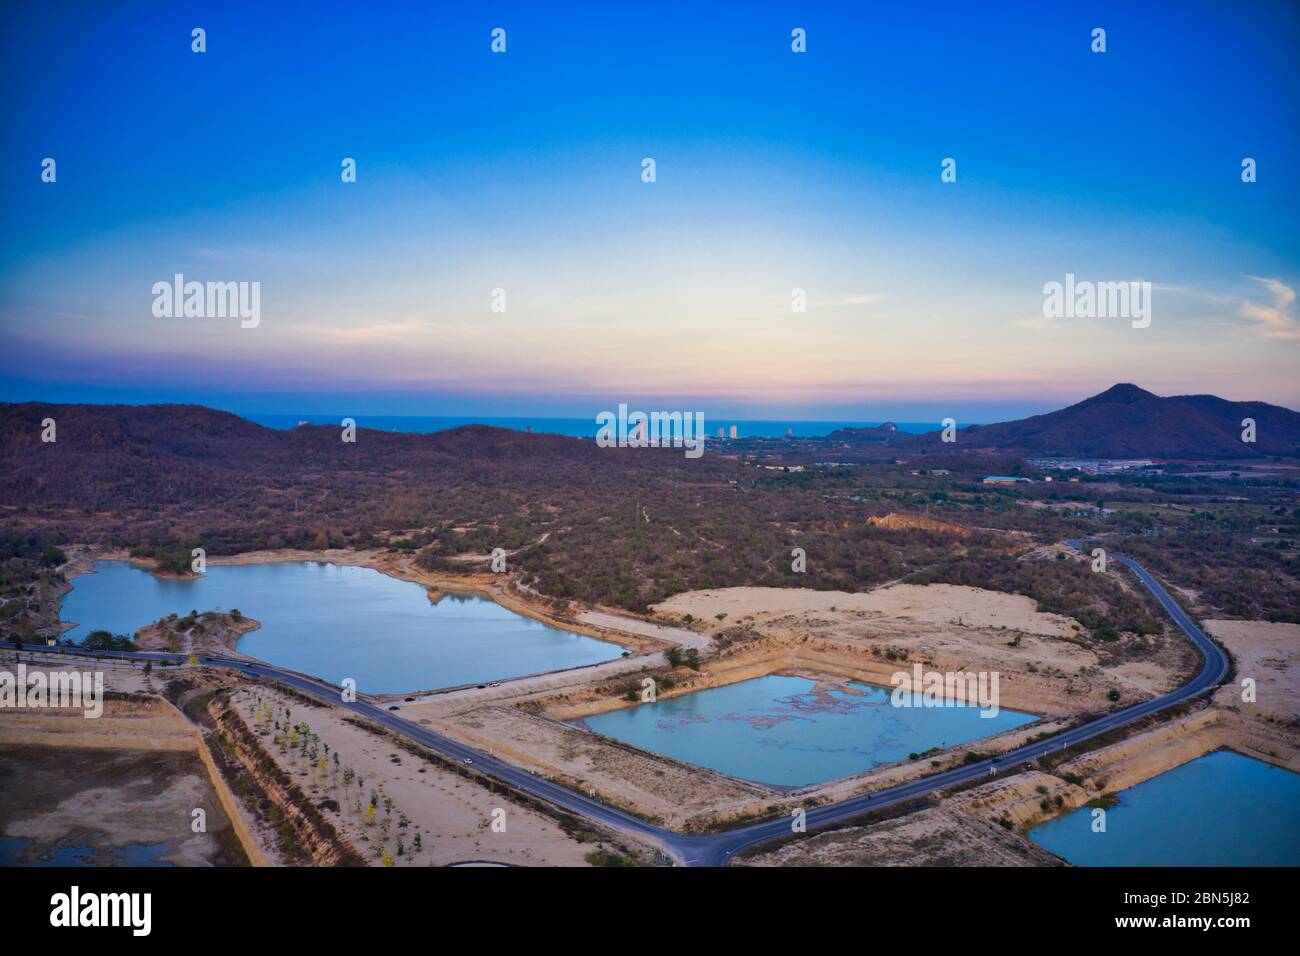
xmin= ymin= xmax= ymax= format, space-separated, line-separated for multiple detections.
xmin=225 ymin=683 xmax=646 ymax=866
xmin=0 ymin=655 xmax=650 ymax=866
xmin=1204 ymin=619 xmax=1300 ymax=721
xmin=408 ymin=702 xmax=770 ymax=828
xmin=0 ymin=744 xmax=247 ymax=866
xmin=390 ymin=581 xmax=1195 ymax=831
xmin=135 ymin=611 xmax=262 ymax=658
xmin=736 ymin=805 xmax=1065 ymax=867
xmin=655 ymin=583 xmax=1191 ymax=710
xmin=740 ymin=628 xmax=1300 ymax=868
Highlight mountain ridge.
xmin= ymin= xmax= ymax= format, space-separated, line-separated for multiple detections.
xmin=823 ymin=384 xmax=1299 ymax=459
xmin=3 ymin=384 xmax=1299 ymax=465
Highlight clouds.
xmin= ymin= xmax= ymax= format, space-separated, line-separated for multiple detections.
xmin=1014 ymin=275 xmax=1300 ymax=346
xmin=1240 ymin=276 xmax=1300 ymax=341
xmin=832 ymin=293 xmax=886 ymax=306
xmin=308 ymin=319 xmax=439 ymax=344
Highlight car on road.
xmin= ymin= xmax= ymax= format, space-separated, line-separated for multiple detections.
xmin=489 ymin=681 xmax=501 ymax=687
xmin=387 ymin=705 xmax=400 ymax=711
xmin=404 ymin=696 xmax=415 ymax=702
xmin=463 ymin=757 xmax=472 ymax=764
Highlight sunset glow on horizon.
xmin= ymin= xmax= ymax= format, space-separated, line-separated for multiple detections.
xmin=3 ymin=1 xmax=1298 ymax=421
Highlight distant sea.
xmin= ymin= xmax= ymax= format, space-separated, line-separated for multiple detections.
xmin=248 ymin=415 xmax=940 ymax=439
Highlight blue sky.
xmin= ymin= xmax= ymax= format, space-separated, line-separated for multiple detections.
xmin=2 ymin=0 xmax=1297 ymax=422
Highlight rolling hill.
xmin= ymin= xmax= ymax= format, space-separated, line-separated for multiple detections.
xmin=909 ymin=384 xmax=1300 ymax=459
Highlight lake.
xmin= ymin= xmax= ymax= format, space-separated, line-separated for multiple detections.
xmin=1028 ymin=749 xmax=1300 ymax=866
xmin=60 ymin=560 xmax=623 ymax=693
xmin=576 ymin=673 xmax=1037 ymax=787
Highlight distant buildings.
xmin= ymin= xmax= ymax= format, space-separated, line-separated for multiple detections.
xmin=1027 ymin=458 xmax=1154 ymax=475
xmin=982 ymin=475 xmax=1031 ymax=484
xmin=729 ymin=425 xmax=738 ymax=439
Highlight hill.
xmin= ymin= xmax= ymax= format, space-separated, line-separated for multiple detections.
xmin=917 ymin=384 xmax=1300 ymax=459
xmin=1 ymin=396 xmax=1294 ymax=622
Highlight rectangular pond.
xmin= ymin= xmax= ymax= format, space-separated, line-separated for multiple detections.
xmin=1028 ymin=749 xmax=1300 ymax=866
xmin=575 ymin=673 xmax=1037 ymax=787
xmin=59 ymin=560 xmax=624 ymax=694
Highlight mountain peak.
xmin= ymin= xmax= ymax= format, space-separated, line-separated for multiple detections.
xmin=1084 ymin=383 xmax=1157 ymax=406
xmin=948 ymin=383 xmax=1298 ymax=458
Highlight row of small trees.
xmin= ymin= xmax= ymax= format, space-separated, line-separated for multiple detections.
xmin=250 ymin=695 xmax=428 ymax=866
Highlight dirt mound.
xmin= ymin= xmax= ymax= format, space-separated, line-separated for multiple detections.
xmin=867 ymin=512 xmax=971 ymax=537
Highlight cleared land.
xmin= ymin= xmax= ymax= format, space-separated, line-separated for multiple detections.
xmin=225 ymin=683 xmax=641 ymax=866
xmin=0 ymin=744 xmax=247 ymax=866
xmin=393 ymin=580 xmax=1192 ymax=830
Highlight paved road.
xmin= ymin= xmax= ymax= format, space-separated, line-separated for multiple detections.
xmin=15 ymin=544 xmax=1228 ymax=867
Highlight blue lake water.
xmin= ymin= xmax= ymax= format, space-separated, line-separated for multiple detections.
xmin=576 ymin=674 xmax=1037 ymax=787
xmin=61 ymin=560 xmax=623 ymax=694
xmin=1029 ymin=750 xmax=1300 ymax=866
xmin=0 ymin=837 xmax=174 ymax=866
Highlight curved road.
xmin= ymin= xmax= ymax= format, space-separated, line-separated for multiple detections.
xmin=16 ymin=545 xmax=1228 ymax=867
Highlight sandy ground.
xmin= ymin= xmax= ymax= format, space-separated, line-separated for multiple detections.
xmin=0 ymin=744 xmax=246 ymax=866
xmin=578 ymin=610 xmax=709 ymax=651
xmin=737 ymin=805 xmax=1064 ymax=867
xmin=392 ymin=581 xmax=1188 ymax=828
xmin=410 ymin=703 xmax=770 ymax=829
xmin=397 ymin=644 xmax=1074 ymax=830
xmin=1204 ymin=619 xmax=1300 ymax=720
xmin=226 ymin=683 xmax=644 ymax=866
xmin=654 ymin=583 xmax=1189 ymax=708
xmin=656 ymin=583 xmax=1077 ymax=638
xmin=135 ymin=611 xmax=263 ymax=659
xmin=906 ymin=616 xmax=1300 ymax=858
xmin=0 ymin=650 xmax=160 ymax=695
xmin=0 ymin=655 xmax=646 ymax=866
